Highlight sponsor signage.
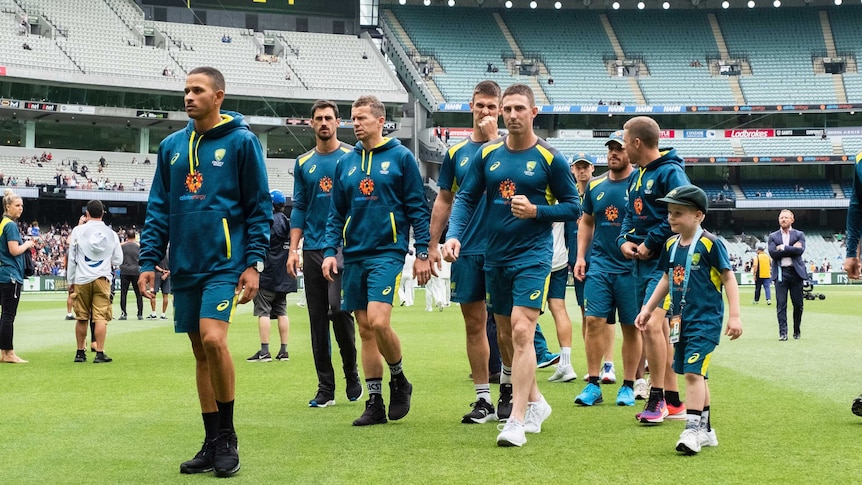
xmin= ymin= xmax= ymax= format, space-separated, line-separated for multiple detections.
xmin=24 ymin=101 xmax=57 ymax=111
xmin=136 ymin=109 xmax=168 ymax=118
xmin=684 ymin=155 xmax=847 ymax=164
xmin=826 ymin=127 xmax=862 ymax=136
xmin=0 ymin=98 xmax=20 ymax=108
xmin=775 ymin=128 xmax=823 ymax=137
xmin=725 ymin=129 xmax=774 ymax=138
xmin=0 ymin=66 xmax=5 ymax=76
xmin=437 ymin=103 xmax=862 ymax=114
xmin=60 ymin=104 xmax=96 ymax=115
xmin=243 ymin=115 xmax=282 ymax=126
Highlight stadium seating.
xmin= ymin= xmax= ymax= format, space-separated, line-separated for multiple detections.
xmin=739 ymin=179 xmax=836 ymax=199
xmin=823 ymin=7 xmax=862 ymax=103
xmin=740 ymin=137 xmax=834 ymax=156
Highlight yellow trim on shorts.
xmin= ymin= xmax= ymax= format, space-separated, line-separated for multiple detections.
xmin=227 ymin=294 xmax=239 ymax=323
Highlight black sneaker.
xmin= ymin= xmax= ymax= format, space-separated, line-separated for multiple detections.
xmin=74 ymin=350 xmax=87 ymax=363
xmin=497 ymin=383 xmax=513 ymax=421
xmin=65 ymin=314 xmax=75 ymax=320
xmin=275 ymin=350 xmax=289 ymax=361
xmin=118 ymin=313 xmax=127 ymax=321
xmin=179 ymin=439 xmax=215 ymax=474
xmin=353 ymin=394 xmax=387 ymax=426
xmin=388 ymin=378 xmax=413 ymax=421
xmin=308 ymin=391 xmax=335 ymax=408
xmin=346 ymin=378 xmax=363 ymax=402
xmin=93 ymin=352 xmax=113 ymax=363
xmin=461 ymin=398 xmax=496 ymax=424
xmin=852 ymin=394 xmax=862 ymax=417
xmin=246 ymin=351 xmax=272 ymax=362
xmin=212 ymin=430 xmax=240 ymax=477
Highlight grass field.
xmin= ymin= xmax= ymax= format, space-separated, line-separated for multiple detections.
xmin=2 ymin=285 xmax=861 ymax=484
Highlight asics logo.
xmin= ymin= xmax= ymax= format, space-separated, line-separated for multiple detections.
xmin=687 ymin=353 xmax=700 ymax=364
xmin=460 ymin=156 xmax=469 ymax=167
xmin=597 ymin=192 xmax=604 ymax=201
xmin=170 ymin=153 xmax=180 ymax=165
xmin=382 ymin=286 xmax=392 ymax=296
xmin=348 ymin=167 xmax=357 ymax=176
xmin=529 ymin=290 xmax=542 ymax=300
xmin=216 ymin=300 xmax=231 ymax=311
xmin=309 ymin=164 xmax=317 ymax=174
xmin=489 ymin=161 xmax=501 ymax=171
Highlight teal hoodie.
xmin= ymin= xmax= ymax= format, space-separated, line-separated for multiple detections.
xmin=324 ymin=137 xmax=431 ymax=263
xmin=139 ymin=111 xmax=272 ymax=288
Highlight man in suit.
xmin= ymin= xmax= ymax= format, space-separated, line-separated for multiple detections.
xmin=768 ymin=210 xmax=806 ymax=341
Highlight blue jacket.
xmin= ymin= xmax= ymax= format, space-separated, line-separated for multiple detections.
xmin=617 ymin=148 xmax=689 ymax=258
xmin=768 ymin=228 xmax=807 ymax=282
xmin=139 ymin=111 xmax=272 ymax=287
xmin=324 ymin=137 xmax=431 ymax=263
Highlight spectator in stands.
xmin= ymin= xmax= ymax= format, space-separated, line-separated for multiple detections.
xmin=547 ymin=78 xmax=554 ymax=85
xmin=22 ymin=43 xmax=31 ymax=51
xmin=422 ymin=64 xmax=431 ymax=79
xmin=99 ymin=156 xmax=107 ymax=169
xmin=118 ymin=183 xmax=124 ymax=191
xmin=362 ymin=52 xmax=369 ymax=59
xmin=221 ymin=34 xmax=231 ymax=43
xmin=765 ymin=190 xmax=773 ymax=198
xmin=132 ymin=157 xmax=138 ymax=165
xmin=444 ymin=128 xmax=450 ymax=144
xmin=18 ymin=19 xmax=27 ymax=35
xmin=487 ymin=62 xmax=494 ymax=73
xmin=768 ymin=210 xmax=806 ymax=340
xmin=143 ymin=156 xmax=151 ymax=165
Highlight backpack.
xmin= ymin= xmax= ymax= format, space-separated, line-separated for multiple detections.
xmin=0 ymin=217 xmax=35 ymax=278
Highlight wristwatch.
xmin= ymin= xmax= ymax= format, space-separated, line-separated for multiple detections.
xmin=252 ymin=261 xmax=264 ymax=272
xmin=416 ymin=252 xmax=429 ymax=261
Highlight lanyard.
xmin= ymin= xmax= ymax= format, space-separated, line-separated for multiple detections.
xmin=667 ymin=227 xmax=704 ymax=316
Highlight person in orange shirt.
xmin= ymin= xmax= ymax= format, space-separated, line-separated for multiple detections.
xmin=751 ymin=244 xmax=772 ymax=305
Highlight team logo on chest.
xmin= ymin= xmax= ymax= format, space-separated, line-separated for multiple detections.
xmin=185 ymin=171 xmax=203 ymax=193
xmin=673 ymin=265 xmax=685 ymax=285
xmin=634 ymin=197 xmax=644 ymax=215
xmin=212 ymin=148 xmax=226 ymax=167
xmin=359 ymin=177 xmax=375 ymax=196
xmin=605 ymin=205 xmax=619 ymax=222
xmin=319 ymin=176 xmax=333 ymax=193
xmin=524 ymin=161 xmax=536 ymax=176
xmin=499 ymin=179 xmax=516 ymax=199
xmin=380 ymin=161 xmax=390 ymax=175
xmin=644 ymin=179 xmax=655 ymax=194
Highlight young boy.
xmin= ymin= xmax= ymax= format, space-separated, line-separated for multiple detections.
xmin=634 ymin=184 xmax=743 ymax=455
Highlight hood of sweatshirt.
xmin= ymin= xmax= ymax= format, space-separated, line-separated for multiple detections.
xmin=352 ymin=137 xmax=402 ymax=176
xmin=182 ymin=111 xmax=249 ymax=182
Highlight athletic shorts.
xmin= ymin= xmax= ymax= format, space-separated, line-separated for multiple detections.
xmin=673 ymin=336 xmax=716 ymax=376
xmin=173 ymin=280 xmax=238 ymax=333
xmin=73 ymin=277 xmax=113 ymax=322
xmin=154 ymin=273 xmax=171 ymax=294
xmin=450 ymin=253 xmax=485 ymax=304
xmin=584 ymin=271 xmax=639 ymax=324
xmin=342 ymin=256 xmax=403 ymax=311
xmin=485 ymin=263 xmax=551 ymax=316
xmin=634 ymin=258 xmax=670 ymax=311
xmin=253 ymin=288 xmax=287 ymax=318
xmin=547 ymin=268 xmax=568 ymax=300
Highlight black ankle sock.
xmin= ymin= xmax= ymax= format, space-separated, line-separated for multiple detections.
xmin=588 ymin=375 xmax=600 ymax=385
xmin=650 ymin=387 xmax=664 ymax=402
xmin=216 ymin=400 xmax=235 ymax=432
xmin=666 ymin=390 xmax=682 ymax=407
xmin=202 ymin=412 xmax=220 ymax=440
xmin=623 ymin=379 xmax=634 ymax=389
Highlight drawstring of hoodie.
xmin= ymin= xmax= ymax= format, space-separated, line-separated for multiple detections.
xmin=188 ymin=130 xmax=204 ymax=176
xmin=360 ymin=149 xmax=373 ymax=176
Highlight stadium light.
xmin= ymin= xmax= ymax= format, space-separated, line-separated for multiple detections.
xmin=773 ymin=0 xmax=780 ymax=6
xmin=530 ymin=0 xmax=537 ymax=7
xmin=663 ymin=1 xmax=670 ymax=8
xmin=722 ymin=0 xmax=730 ymax=7
xmin=747 ymin=0 xmax=755 ymax=7
xmin=505 ymin=0 xmax=513 ymax=6
xmin=555 ymin=1 xmax=563 ymax=7
xmin=448 ymin=0 xmax=455 ymax=5
xmin=637 ymin=1 xmax=645 ymax=8
xmin=423 ymin=0 xmax=430 ymax=5
xmin=834 ymin=0 xmax=842 ymax=5
xmin=399 ymin=0 xmax=406 ymax=4
xmin=612 ymin=1 xmax=620 ymax=8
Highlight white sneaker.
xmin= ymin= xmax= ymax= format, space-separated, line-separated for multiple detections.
xmin=600 ymin=362 xmax=616 ymax=384
xmin=547 ymin=364 xmax=577 ymax=382
xmin=524 ymin=396 xmax=552 ymax=433
xmin=496 ymin=419 xmax=527 ymax=447
xmin=675 ymin=428 xmax=704 ymax=455
xmin=634 ymin=378 xmax=649 ymax=401
xmin=699 ymin=428 xmax=718 ymax=447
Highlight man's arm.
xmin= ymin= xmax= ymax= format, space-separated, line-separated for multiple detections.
xmin=574 ymin=213 xmax=595 ymax=281
xmin=429 ymin=189 xmax=455 ymax=271
xmin=643 ymin=168 xmax=690 ymax=253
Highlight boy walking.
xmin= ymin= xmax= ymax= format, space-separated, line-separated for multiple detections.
xmin=634 ymin=185 xmax=742 ymax=455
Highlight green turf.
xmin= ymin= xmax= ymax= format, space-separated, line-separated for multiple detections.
xmin=1 ymin=286 xmax=860 ymax=484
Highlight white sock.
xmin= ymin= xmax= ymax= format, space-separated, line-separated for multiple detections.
xmin=475 ymin=384 xmax=491 ymax=403
xmin=559 ymin=347 xmax=571 ymax=368
xmin=500 ymin=365 xmax=512 ymax=384
xmin=685 ymin=413 xmax=702 ymax=430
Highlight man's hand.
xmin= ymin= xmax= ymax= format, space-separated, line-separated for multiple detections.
xmin=573 ymin=257 xmax=587 ymax=282
xmin=442 ymin=239 xmax=461 ymax=263
xmin=620 ymin=241 xmax=638 ymax=260
xmin=287 ymin=251 xmax=301 ymax=278
xmin=428 ymin=245 xmax=442 ymax=277
xmin=138 ymin=272 xmax=155 ymax=301
xmin=414 ymin=258 xmax=432 ymax=286
xmin=633 ymin=307 xmax=651 ymax=331
xmin=636 ymin=243 xmax=653 ymax=261
xmin=724 ymin=316 xmax=743 ymax=340
xmin=844 ymin=256 xmax=861 ymax=279
xmin=510 ymin=195 xmax=537 ymax=219
xmin=477 ymin=115 xmax=498 ymax=140
xmin=322 ymin=256 xmax=338 ymax=282
xmin=235 ymin=266 xmax=259 ymax=304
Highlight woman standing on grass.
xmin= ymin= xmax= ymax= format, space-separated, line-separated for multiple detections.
xmin=0 ymin=188 xmax=37 ymax=363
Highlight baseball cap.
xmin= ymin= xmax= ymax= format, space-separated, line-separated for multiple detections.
xmin=270 ymin=189 xmax=286 ymax=205
xmin=656 ymin=184 xmax=709 ymax=214
xmin=570 ymin=152 xmax=595 ymax=166
xmin=605 ymin=130 xmax=624 ymax=147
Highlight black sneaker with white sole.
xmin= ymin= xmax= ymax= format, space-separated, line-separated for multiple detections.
xmin=346 ymin=378 xmax=363 ymax=402
xmin=275 ymin=350 xmax=289 ymax=361
xmin=461 ymin=398 xmax=497 ymax=424
xmin=246 ymin=351 xmax=272 ymax=362
xmin=179 ymin=439 xmax=215 ymax=474
xmin=309 ymin=391 xmax=335 ymax=408
xmin=212 ymin=430 xmax=240 ymax=477
xmin=497 ymin=383 xmax=513 ymax=421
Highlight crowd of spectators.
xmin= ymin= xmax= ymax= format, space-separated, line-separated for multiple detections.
xmin=2 ymin=151 xmax=149 ymax=192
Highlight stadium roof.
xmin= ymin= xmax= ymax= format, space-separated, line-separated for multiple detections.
xmin=382 ymin=0 xmax=853 ymax=10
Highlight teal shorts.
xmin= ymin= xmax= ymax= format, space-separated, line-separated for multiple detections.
xmin=547 ymin=268 xmax=568 ymax=300
xmin=673 ymin=336 xmax=716 ymax=376
xmin=485 ymin=263 xmax=551 ymax=316
xmin=450 ymin=253 xmax=486 ymax=304
xmin=342 ymin=256 xmax=403 ymax=311
xmin=584 ymin=271 xmax=639 ymax=324
xmin=173 ymin=280 xmax=238 ymax=333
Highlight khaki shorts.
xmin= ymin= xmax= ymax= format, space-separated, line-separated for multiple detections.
xmin=73 ymin=277 xmax=113 ymax=322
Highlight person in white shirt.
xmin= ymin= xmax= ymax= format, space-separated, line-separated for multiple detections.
xmin=399 ymin=250 xmax=416 ymax=307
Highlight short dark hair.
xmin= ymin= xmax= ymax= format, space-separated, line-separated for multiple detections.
xmin=188 ymin=66 xmax=226 ymax=92
xmin=473 ymin=80 xmax=501 ymax=100
xmin=502 ymin=83 xmax=535 ymax=108
xmin=86 ymin=200 xmax=104 ymax=218
xmin=126 ymin=229 xmax=136 ymax=240
xmin=311 ymin=100 xmax=339 ymax=119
